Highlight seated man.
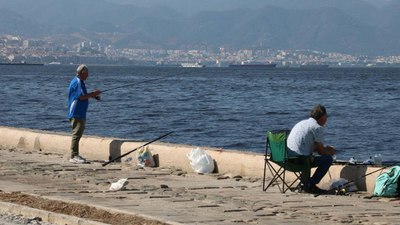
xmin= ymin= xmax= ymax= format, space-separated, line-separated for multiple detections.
xmin=287 ymin=104 xmax=336 ymax=194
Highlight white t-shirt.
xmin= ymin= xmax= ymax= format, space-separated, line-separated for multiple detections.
xmin=287 ymin=118 xmax=324 ymax=156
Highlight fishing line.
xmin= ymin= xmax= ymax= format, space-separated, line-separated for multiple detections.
xmin=101 ymin=77 xmax=168 ymax=93
xmin=93 ymin=76 xmax=168 ymax=101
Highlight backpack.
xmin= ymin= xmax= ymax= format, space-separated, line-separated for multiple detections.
xmin=373 ymin=166 xmax=400 ymax=197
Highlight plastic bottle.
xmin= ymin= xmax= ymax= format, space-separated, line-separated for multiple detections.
xmin=349 ymin=157 xmax=356 ymax=164
xmin=374 ymin=154 xmax=382 ymax=166
xmin=124 ymin=157 xmax=132 ymax=162
xmin=363 ymin=156 xmax=373 ymax=165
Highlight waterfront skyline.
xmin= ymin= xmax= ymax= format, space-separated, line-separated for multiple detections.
xmin=1 ymin=34 xmax=400 ymax=67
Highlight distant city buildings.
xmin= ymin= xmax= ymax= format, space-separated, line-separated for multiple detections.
xmin=1 ymin=34 xmax=399 ymax=67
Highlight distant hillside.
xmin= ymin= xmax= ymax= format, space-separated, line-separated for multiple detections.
xmin=0 ymin=0 xmax=399 ymax=55
xmin=0 ymin=9 xmax=45 ymax=35
xmin=106 ymin=0 xmax=385 ymax=16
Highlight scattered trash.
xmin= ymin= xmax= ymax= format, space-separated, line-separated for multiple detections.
xmin=137 ymin=146 xmax=155 ymax=167
xmin=327 ymin=178 xmax=358 ymax=192
xmin=351 ymin=155 xmax=383 ymax=165
xmin=124 ymin=157 xmax=132 ymax=162
xmin=374 ymin=154 xmax=382 ymax=166
xmin=187 ymin=147 xmax=214 ymax=174
xmin=363 ymin=156 xmax=374 ymax=165
xmin=109 ymin=178 xmax=129 ymax=191
xmin=348 ymin=157 xmax=357 ymax=164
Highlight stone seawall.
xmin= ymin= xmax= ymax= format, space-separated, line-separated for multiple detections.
xmin=0 ymin=126 xmax=383 ymax=193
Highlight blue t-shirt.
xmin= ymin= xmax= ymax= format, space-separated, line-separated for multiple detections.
xmin=67 ymin=77 xmax=88 ymax=119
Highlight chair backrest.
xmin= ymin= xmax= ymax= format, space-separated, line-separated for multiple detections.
xmin=267 ymin=130 xmax=290 ymax=163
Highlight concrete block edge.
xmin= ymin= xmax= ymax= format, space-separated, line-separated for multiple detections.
xmin=0 ymin=201 xmax=109 ymax=225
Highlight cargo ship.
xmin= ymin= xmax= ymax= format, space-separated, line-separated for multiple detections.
xmin=0 ymin=62 xmax=44 ymax=66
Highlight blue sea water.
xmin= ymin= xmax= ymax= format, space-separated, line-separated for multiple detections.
xmin=0 ymin=65 xmax=399 ymax=162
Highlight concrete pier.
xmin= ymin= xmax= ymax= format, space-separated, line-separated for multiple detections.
xmin=1 ymin=126 xmax=399 ymax=225
xmin=0 ymin=126 xmax=384 ymax=192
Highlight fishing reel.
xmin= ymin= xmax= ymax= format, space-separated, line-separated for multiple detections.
xmin=322 ymin=185 xmax=347 ymax=196
xmin=334 ymin=185 xmax=347 ymax=195
xmin=94 ymin=95 xmax=101 ymax=101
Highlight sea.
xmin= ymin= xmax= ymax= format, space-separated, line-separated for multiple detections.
xmin=0 ymin=65 xmax=399 ymax=162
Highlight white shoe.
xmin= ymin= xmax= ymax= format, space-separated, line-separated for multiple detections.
xmin=69 ymin=155 xmax=86 ymax=163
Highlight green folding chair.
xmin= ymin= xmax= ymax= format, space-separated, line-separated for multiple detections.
xmin=262 ymin=130 xmax=311 ymax=193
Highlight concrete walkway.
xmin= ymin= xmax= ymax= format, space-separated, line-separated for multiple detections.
xmin=1 ymin=146 xmax=400 ymax=225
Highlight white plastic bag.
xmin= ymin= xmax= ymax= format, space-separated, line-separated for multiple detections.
xmin=137 ymin=146 xmax=155 ymax=167
xmin=109 ymin=178 xmax=128 ymax=191
xmin=187 ymin=148 xmax=214 ymax=174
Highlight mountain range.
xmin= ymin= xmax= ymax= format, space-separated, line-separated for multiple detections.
xmin=0 ymin=0 xmax=399 ymax=56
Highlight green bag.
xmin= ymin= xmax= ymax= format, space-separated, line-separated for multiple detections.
xmin=373 ymin=166 xmax=400 ymax=197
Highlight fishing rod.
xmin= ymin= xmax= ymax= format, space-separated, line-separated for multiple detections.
xmin=102 ymin=131 xmax=174 ymax=167
xmin=101 ymin=77 xmax=168 ymax=93
xmin=314 ymin=164 xmax=394 ymax=197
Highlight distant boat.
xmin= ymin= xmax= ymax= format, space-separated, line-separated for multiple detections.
xmin=48 ymin=61 xmax=61 ymax=65
xmin=299 ymin=64 xmax=329 ymax=68
xmin=228 ymin=63 xmax=277 ymax=68
xmin=180 ymin=62 xmax=205 ymax=68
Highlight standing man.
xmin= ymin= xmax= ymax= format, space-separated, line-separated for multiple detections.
xmin=67 ymin=64 xmax=101 ymax=163
xmin=287 ymin=104 xmax=336 ymax=194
